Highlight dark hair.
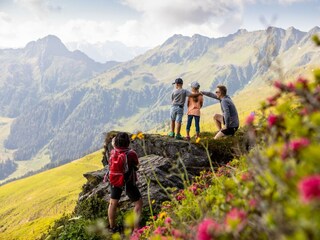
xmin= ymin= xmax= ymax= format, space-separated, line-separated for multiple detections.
xmin=114 ymin=132 xmax=130 ymax=148
xmin=101 ymin=132 xmax=130 ymax=166
xmin=217 ymin=85 xmax=227 ymax=96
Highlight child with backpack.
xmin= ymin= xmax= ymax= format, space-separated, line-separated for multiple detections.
xmin=169 ymin=78 xmax=202 ymax=140
xmin=186 ymin=81 xmax=203 ymax=140
xmin=104 ymin=132 xmax=142 ymax=233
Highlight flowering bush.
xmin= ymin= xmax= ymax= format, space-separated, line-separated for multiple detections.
xmin=128 ymin=66 xmax=320 ymax=239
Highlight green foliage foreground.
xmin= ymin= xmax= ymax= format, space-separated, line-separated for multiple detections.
xmin=127 ymin=71 xmax=320 ymax=239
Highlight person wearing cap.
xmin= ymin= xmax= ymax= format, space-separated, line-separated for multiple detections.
xmin=169 ymin=78 xmax=202 ymax=140
xmin=186 ymin=81 xmax=203 ymax=141
xmin=201 ymin=85 xmax=239 ymax=139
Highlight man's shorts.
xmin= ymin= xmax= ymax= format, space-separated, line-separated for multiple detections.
xmin=170 ymin=105 xmax=184 ymax=123
xmin=221 ymin=127 xmax=238 ymax=136
xmin=110 ymin=181 xmax=141 ymax=202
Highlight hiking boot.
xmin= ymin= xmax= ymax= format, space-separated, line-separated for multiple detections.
xmin=108 ymin=225 xmax=123 ymax=234
xmin=186 ymin=136 xmax=191 ymax=141
xmin=175 ymin=134 xmax=183 ymax=140
xmin=168 ymin=132 xmax=175 ymax=138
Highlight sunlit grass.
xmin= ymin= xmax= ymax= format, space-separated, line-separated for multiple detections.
xmin=0 ymin=150 xmax=103 ymax=240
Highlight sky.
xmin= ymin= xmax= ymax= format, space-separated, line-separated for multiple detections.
xmin=0 ymin=0 xmax=319 ymax=49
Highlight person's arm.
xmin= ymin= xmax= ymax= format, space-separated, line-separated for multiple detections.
xmin=186 ymin=90 xmax=202 ymax=98
xmin=189 ymin=92 xmax=202 ymax=97
xmin=200 ymin=95 xmax=204 ymax=108
xmin=221 ymin=100 xmax=231 ymax=128
xmin=128 ymin=150 xmax=139 ymax=170
xmin=200 ymin=91 xmax=219 ymax=100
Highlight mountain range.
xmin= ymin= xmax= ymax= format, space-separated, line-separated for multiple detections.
xmin=66 ymin=40 xmax=148 ymax=62
xmin=0 ymin=26 xmax=319 ymax=182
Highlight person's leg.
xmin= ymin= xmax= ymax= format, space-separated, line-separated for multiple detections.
xmin=108 ymin=198 xmax=119 ymax=228
xmin=175 ymin=108 xmax=183 ymax=138
xmin=213 ymin=113 xmax=223 ymax=130
xmin=214 ymin=130 xmax=225 ymax=139
xmin=108 ymin=185 xmax=122 ymax=229
xmin=169 ymin=106 xmax=177 ymax=137
xmin=133 ymin=198 xmax=143 ymax=229
xmin=176 ymin=122 xmax=181 ymax=135
xmin=186 ymin=115 xmax=193 ymax=138
xmin=171 ymin=120 xmax=175 ymax=134
xmin=126 ymin=183 xmax=142 ymax=230
xmin=195 ymin=116 xmax=200 ymax=138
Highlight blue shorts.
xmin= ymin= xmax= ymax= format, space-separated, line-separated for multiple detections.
xmin=170 ymin=105 xmax=184 ymax=123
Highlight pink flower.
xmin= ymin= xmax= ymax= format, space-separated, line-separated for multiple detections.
xmin=249 ymin=198 xmax=258 ymax=208
xmin=225 ymin=208 xmax=247 ymax=232
xmin=298 ymin=175 xmax=320 ymax=203
xmin=273 ymin=80 xmax=283 ymax=90
xmin=226 ymin=192 xmax=234 ymax=202
xmin=300 ymin=107 xmax=309 ymax=116
xmin=153 ymin=226 xmax=167 ymax=235
xmin=281 ymin=144 xmax=289 ymax=160
xmin=164 ymin=217 xmax=172 ymax=225
xmin=266 ymin=96 xmax=277 ymax=106
xmin=286 ymin=82 xmax=295 ymax=91
xmin=197 ymin=218 xmax=221 ymax=240
xmin=241 ymin=172 xmax=252 ymax=181
xmin=288 ymin=138 xmax=310 ymax=152
xmin=172 ymin=229 xmax=184 ymax=238
xmin=295 ymin=77 xmax=308 ymax=88
xmin=245 ymin=113 xmax=255 ymax=125
xmin=267 ymin=114 xmax=278 ymax=128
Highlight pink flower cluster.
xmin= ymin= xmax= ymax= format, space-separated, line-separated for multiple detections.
xmin=289 ymin=138 xmax=310 ymax=152
xmin=245 ymin=112 xmax=255 ymax=126
xmin=281 ymin=137 xmax=311 ymax=160
xmin=197 ymin=218 xmax=221 ymax=240
xmin=225 ymin=208 xmax=247 ymax=232
xmin=175 ymin=190 xmax=186 ymax=201
xmin=266 ymin=93 xmax=281 ymax=106
xmin=273 ymin=78 xmax=308 ymax=93
xmin=130 ymin=226 xmax=150 ymax=240
xmin=153 ymin=226 xmax=168 ymax=235
xmin=298 ymin=175 xmax=320 ymax=203
xmin=267 ymin=114 xmax=279 ymax=128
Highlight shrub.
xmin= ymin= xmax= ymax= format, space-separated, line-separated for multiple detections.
xmin=74 ymin=196 xmax=107 ymax=220
xmin=133 ymin=68 xmax=320 ymax=239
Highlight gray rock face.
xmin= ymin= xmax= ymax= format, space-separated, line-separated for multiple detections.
xmin=78 ymin=133 xmax=247 ymax=212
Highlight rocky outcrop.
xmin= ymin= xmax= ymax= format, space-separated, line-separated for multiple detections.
xmin=77 ymin=132 xmax=248 ymax=213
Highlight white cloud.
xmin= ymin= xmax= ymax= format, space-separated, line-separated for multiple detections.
xmin=0 ymin=12 xmax=12 ymax=22
xmin=123 ymin=0 xmax=245 ymax=25
xmin=57 ymin=19 xmax=116 ymax=44
xmin=0 ymin=0 xmax=314 ymax=49
xmin=14 ymin=0 xmax=61 ymax=18
xmin=119 ymin=0 xmax=248 ymax=46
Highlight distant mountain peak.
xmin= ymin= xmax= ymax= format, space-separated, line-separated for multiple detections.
xmin=235 ymin=29 xmax=248 ymax=35
xmin=24 ymin=35 xmax=69 ymax=57
xmin=309 ymin=26 xmax=320 ymax=34
xmin=162 ymin=34 xmax=189 ymax=46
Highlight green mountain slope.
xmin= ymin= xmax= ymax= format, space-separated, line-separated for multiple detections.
xmin=0 ymin=151 xmax=103 ymax=240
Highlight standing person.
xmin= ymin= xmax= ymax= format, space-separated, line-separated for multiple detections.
xmin=186 ymin=81 xmax=203 ymax=140
xmin=168 ymin=78 xmax=202 ymax=140
xmin=201 ymin=85 xmax=239 ymax=139
xmin=104 ymin=132 xmax=142 ymax=233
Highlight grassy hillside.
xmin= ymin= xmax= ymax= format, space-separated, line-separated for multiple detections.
xmin=0 ymin=151 xmax=103 ymax=240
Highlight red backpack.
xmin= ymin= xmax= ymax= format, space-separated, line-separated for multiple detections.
xmin=106 ymin=149 xmax=131 ymax=187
